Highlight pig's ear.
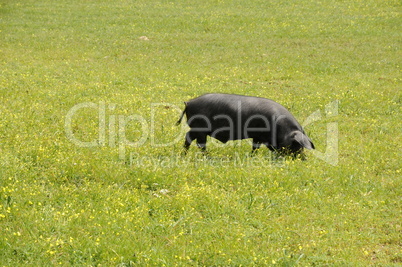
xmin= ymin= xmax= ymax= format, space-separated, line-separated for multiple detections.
xmin=294 ymin=131 xmax=315 ymax=150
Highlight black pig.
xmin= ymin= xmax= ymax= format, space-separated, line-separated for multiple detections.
xmin=176 ymin=93 xmax=314 ymax=155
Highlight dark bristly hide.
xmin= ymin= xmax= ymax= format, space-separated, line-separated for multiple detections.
xmin=176 ymin=93 xmax=314 ymax=155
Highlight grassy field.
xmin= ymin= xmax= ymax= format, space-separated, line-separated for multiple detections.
xmin=0 ymin=0 xmax=401 ymax=265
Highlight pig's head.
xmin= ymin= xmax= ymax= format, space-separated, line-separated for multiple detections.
xmin=286 ymin=130 xmax=315 ymax=154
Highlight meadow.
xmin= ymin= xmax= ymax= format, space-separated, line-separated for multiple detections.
xmin=0 ymin=0 xmax=401 ymax=265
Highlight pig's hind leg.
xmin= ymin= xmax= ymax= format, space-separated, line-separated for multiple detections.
xmin=183 ymin=130 xmax=207 ymax=153
xmin=196 ymin=133 xmax=207 ymax=152
xmin=251 ymin=140 xmax=261 ymax=154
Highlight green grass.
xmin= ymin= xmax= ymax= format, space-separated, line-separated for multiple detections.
xmin=1 ymin=0 xmax=401 ymax=265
